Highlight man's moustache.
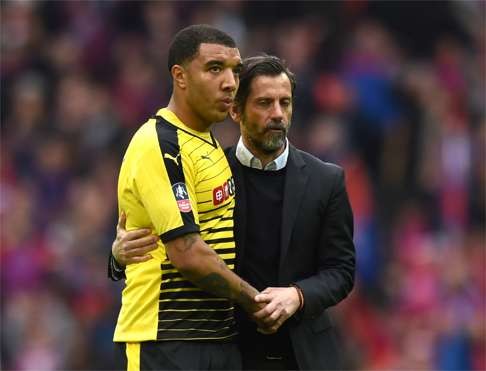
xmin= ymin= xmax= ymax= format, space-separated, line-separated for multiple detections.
xmin=266 ymin=121 xmax=286 ymax=131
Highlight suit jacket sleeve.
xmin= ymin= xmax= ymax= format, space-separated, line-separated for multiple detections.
xmin=295 ymin=166 xmax=355 ymax=319
xmin=108 ymin=253 xmax=126 ymax=281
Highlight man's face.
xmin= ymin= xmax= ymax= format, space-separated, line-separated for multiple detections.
xmin=236 ymin=73 xmax=292 ymax=154
xmin=184 ymin=43 xmax=242 ymax=125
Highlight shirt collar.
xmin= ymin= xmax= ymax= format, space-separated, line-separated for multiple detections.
xmin=235 ymin=137 xmax=289 ymax=171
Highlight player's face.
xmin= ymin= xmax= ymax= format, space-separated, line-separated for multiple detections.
xmin=184 ymin=43 xmax=242 ymax=126
xmin=237 ymin=73 xmax=292 ymax=155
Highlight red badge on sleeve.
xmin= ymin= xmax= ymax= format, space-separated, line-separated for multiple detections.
xmin=172 ymin=182 xmax=191 ymax=213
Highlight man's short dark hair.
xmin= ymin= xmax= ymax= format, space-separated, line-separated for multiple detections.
xmin=235 ymin=54 xmax=296 ymax=109
xmin=168 ymin=24 xmax=237 ymax=72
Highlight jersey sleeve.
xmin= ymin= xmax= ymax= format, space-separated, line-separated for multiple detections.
xmin=133 ymin=130 xmax=199 ymax=243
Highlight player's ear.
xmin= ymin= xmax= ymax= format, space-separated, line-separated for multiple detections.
xmin=229 ymin=103 xmax=241 ymax=124
xmin=171 ymin=64 xmax=187 ymax=89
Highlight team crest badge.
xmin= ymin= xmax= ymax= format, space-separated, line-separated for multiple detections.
xmin=172 ymin=182 xmax=191 ymax=213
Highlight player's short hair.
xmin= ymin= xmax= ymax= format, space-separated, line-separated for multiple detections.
xmin=168 ymin=24 xmax=237 ymax=72
xmin=235 ymin=54 xmax=296 ymax=109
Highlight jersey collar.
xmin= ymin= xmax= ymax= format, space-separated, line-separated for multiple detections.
xmin=156 ymin=107 xmax=213 ymax=142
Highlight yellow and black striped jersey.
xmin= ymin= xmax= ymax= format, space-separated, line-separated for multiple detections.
xmin=114 ymin=108 xmax=237 ymax=342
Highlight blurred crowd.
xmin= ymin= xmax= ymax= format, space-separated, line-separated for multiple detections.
xmin=1 ymin=1 xmax=484 ymax=370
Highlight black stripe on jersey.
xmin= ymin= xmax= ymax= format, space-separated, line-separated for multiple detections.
xmin=162 ymin=257 xmax=233 ymax=273
xmin=188 ymin=141 xmax=208 ymax=156
xmin=159 ymin=309 xmax=234 ymax=319
xmin=153 ymin=115 xmax=217 ymax=148
xmin=205 ymin=237 xmax=234 ymax=245
xmin=160 ymin=290 xmax=220 ymax=301
xmin=196 ymin=189 xmax=212 ymax=194
xmin=199 ymin=154 xmax=226 ymax=173
xmin=223 ymin=258 xmax=235 ymax=266
xmin=156 ymin=330 xmax=238 ymax=341
xmin=161 ymin=262 xmax=175 ymax=270
xmin=201 ymin=226 xmax=233 ymax=233
xmin=162 ymin=280 xmax=197 ymax=290
xmin=157 ymin=318 xmax=236 ymax=332
xmin=158 ymin=316 xmax=234 ymax=324
xmin=199 ymin=214 xmax=223 ymax=223
xmin=154 ymin=117 xmax=199 ymax=243
xmin=199 ymin=216 xmax=233 ymax=224
xmin=198 ymin=165 xmax=231 ymax=184
xmin=159 ymin=299 xmax=233 ymax=310
xmin=199 ymin=203 xmax=234 ymax=215
xmin=211 ymin=247 xmax=235 ymax=255
xmin=179 ymin=135 xmax=196 ymax=150
xmin=162 ymin=272 xmax=183 ymax=280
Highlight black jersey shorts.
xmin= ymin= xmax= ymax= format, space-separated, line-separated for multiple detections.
xmin=114 ymin=341 xmax=241 ymax=370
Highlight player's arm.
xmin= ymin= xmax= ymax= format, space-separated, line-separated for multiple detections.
xmin=110 ymin=215 xmax=269 ymax=326
xmin=109 ymin=218 xmax=263 ymax=315
xmin=165 ymin=232 xmax=262 ymax=315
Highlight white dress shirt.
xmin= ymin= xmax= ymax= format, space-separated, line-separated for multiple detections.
xmin=235 ymin=137 xmax=289 ymax=171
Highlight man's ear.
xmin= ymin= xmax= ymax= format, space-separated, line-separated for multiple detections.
xmin=171 ymin=65 xmax=186 ymax=89
xmin=229 ymin=103 xmax=241 ymax=123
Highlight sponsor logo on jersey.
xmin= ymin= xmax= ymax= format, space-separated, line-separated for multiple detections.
xmin=213 ymin=177 xmax=235 ymax=205
xmin=172 ymin=182 xmax=191 ymax=212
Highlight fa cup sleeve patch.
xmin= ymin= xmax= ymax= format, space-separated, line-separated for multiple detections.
xmin=172 ymin=182 xmax=191 ymax=213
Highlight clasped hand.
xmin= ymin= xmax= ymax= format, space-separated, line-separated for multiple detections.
xmin=250 ymin=286 xmax=301 ymax=334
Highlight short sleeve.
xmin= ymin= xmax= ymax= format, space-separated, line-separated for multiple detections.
xmin=133 ymin=126 xmax=199 ymax=243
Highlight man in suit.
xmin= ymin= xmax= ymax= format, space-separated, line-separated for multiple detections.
xmin=111 ymin=54 xmax=355 ymax=370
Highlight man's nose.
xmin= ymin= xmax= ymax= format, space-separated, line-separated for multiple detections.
xmin=221 ymin=69 xmax=237 ymax=92
xmin=270 ymin=102 xmax=284 ymax=120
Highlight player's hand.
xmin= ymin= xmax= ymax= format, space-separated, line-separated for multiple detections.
xmin=252 ymin=287 xmax=301 ymax=334
xmin=112 ymin=212 xmax=159 ymax=266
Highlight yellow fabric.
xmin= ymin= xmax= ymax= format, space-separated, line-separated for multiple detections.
xmin=125 ymin=342 xmax=140 ymax=371
xmin=114 ymin=108 xmax=237 ymax=342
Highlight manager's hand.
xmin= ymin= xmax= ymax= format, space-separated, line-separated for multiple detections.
xmin=253 ymin=286 xmax=301 ymax=334
xmin=112 ymin=212 xmax=159 ymax=266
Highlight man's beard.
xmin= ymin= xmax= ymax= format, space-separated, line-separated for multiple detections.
xmin=249 ymin=120 xmax=289 ymax=154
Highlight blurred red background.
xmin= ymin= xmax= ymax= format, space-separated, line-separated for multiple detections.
xmin=1 ymin=1 xmax=484 ymax=370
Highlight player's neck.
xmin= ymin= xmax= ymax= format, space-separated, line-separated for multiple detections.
xmin=167 ymin=96 xmax=212 ymax=132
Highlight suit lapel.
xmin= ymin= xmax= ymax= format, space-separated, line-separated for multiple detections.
xmin=279 ymin=146 xmax=308 ymax=277
xmin=226 ymin=147 xmax=247 ymax=273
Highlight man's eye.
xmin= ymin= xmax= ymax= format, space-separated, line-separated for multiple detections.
xmin=209 ymin=66 xmax=221 ymax=73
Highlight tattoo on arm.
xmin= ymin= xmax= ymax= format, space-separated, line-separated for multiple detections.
xmin=178 ymin=233 xmax=198 ymax=252
xmin=195 ymin=273 xmax=231 ymax=298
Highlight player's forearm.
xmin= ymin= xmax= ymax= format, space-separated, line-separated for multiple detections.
xmin=165 ymin=233 xmax=262 ymax=314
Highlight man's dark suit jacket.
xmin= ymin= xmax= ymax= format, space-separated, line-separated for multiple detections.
xmin=226 ymin=144 xmax=355 ymax=370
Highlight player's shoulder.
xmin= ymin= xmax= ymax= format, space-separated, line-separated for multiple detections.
xmin=133 ymin=117 xmax=181 ymax=154
xmin=124 ymin=118 xmax=167 ymax=162
xmin=131 ymin=118 xmax=157 ymax=143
